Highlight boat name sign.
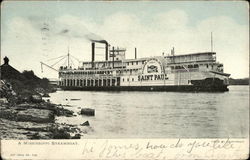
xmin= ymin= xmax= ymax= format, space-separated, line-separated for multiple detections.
xmin=139 ymin=58 xmax=168 ymax=81
xmin=138 ymin=74 xmax=168 ymax=81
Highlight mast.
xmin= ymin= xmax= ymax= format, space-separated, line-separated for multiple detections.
xmin=211 ymin=32 xmax=213 ymax=52
xmin=67 ymin=46 xmax=70 ymax=68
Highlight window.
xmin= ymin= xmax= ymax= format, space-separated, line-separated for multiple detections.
xmin=127 ymin=62 xmax=129 ymax=66
xmin=127 ymin=78 xmax=129 ymax=81
xmin=132 ymin=62 xmax=133 ymax=65
xmin=136 ymin=61 xmax=138 ymax=65
xmin=132 ymin=78 xmax=134 ymax=81
xmin=123 ymin=78 xmax=124 ymax=82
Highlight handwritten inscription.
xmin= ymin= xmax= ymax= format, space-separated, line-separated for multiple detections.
xmin=146 ymin=139 xmax=183 ymax=149
xmin=186 ymin=138 xmax=234 ymax=153
xmin=81 ymin=138 xmax=237 ymax=159
xmin=2 ymin=138 xmax=246 ymax=160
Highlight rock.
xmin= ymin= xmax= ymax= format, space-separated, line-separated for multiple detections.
xmin=0 ymin=118 xmax=55 ymax=139
xmin=55 ymin=107 xmax=74 ymax=117
xmin=16 ymin=108 xmax=54 ymax=123
xmin=42 ymin=93 xmax=50 ymax=97
xmin=0 ymin=98 xmax=8 ymax=104
xmin=29 ymin=133 xmax=41 ymax=139
xmin=14 ymin=108 xmax=27 ymax=111
xmin=71 ymin=133 xmax=81 ymax=139
xmin=16 ymin=103 xmax=56 ymax=111
xmin=17 ymin=103 xmax=37 ymax=109
xmin=30 ymin=94 xmax=43 ymax=103
xmin=52 ymin=128 xmax=71 ymax=139
xmin=80 ymin=108 xmax=95 ymax=116
xmin=0 ymin=109 xmax=17 ymax=121
xmin=70 ymin=98 xmax=80 ymax=101
xmin=81 ymin=121 xmax=90 ymax=126
xmin=17 ymin=127 xmax=48 ymax=132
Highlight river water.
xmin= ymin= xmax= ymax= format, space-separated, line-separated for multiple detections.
xmin=49 ymin=85 xmax=249 ymax=138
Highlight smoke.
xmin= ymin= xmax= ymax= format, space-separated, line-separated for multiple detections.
xmin=57 ymin=28 xmax=108 ymax=44
xmin=60 ymin=29 xmax=69 ymax=34
xmin=57 ymin=28 xmax=107 ymax=43
xmin=85 ymin=33 xmax=107 ymax=43
xmin=27 ymin=15 xmax=107 ymax=43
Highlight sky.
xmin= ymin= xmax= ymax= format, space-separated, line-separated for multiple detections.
xmin=1 ymin=1 xmax=249 ymax=79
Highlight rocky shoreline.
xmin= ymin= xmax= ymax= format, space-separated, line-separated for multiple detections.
xmin=0 ymin=100 xmax=84 ymax=139
xmin=0 ymin=57 xmax=89 ymax=139
xmin=0 ymin=78 xmax=88 ymax=139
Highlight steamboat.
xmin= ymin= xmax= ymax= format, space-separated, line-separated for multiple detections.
xmin=58 ymin=40 xmax=230 ymax=92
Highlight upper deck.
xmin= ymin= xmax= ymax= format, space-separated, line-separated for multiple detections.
xmin=166 ymin=52 xmax=216 ymax=64
xmin=58 ymin=39 xmax=218 ymax=73
xmin=60 ymin=51 xmax=218 ymax=71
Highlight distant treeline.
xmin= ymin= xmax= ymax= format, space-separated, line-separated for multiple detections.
xmin=229 ymin=78 xmax=249 ymax=85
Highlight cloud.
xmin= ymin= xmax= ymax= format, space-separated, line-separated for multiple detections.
xmin=153 ymin=9 xmax=189 ymax=30
xmin=103 ymin=12 xmax=140 ymax=33
xmin=195 ymin=16 xmax=249 ymax=77
xmin=2 ymin=9 xmax=249 ymax=78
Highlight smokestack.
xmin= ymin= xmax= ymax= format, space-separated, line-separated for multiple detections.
xmin=171 ymin=47 xmax=175 ymax=56
xmin=91 ymin=40 xmax=109 ymax=61
xmin=105 ymin=42 xmax=108 ymax=61
xmin=112 ymin=46 xmax=115 ymax=68
xmin=92 ymin=42 xmax=95 ymax=68
xmin=135 ymin=48 xmax=137 ymax=59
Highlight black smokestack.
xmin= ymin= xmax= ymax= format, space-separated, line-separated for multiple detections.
xmin=135 ymin=48 xmax=137 ymax=59
xmin=91 ymin=40 xmax=109 ymax=61
xmin=91 ymin=40 xmax=108 ymax=44
xmin=92 ymin=40 xmax=107 ymax=44
xmin=112 ymin=46 xmax=115 ymax=68
xmin=105 ymin=43 xmax=108 ymax=61
xmin=92 ymin=42 xmax=95 ymax=68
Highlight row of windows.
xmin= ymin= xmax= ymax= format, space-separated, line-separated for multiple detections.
xmin=171 ymin=63 xmax=221 ymax=71
xmin=60 ymin=68 xmax=141 ymax=76
xmin=172 ymin=64 xmax=199 ymax=70
xmin=122 ymin=77 xmax=135 ymax=82
xmin=71 ymin=60 xmax=144 ymax=69
xmin=60 ymin=78 xmax=120 ymax=87
xmin=84 ymin=62 xmax=123 ymax=67
xmin=117 ymin=69 xmax=139 ymax=74
xmin=169 ymin=55 xmax=214 ymax=62
xmin=60 ymin=71 xmax=112 ymax=75
xmin=126 ymin=61 xmax=145 ymax=66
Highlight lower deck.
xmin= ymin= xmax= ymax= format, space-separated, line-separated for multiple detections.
xmin=60 ymin=83 xmax=229 ymax=92
xmin=59 ymin=70 xmax=229 ymax=88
